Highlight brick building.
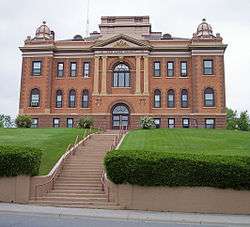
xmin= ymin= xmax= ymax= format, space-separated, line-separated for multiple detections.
xmin=19 ymin=16 xmax=227 ymax=129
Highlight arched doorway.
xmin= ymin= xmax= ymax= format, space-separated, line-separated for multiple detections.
xmin=112 ymin=103 xmax=130 ymax=130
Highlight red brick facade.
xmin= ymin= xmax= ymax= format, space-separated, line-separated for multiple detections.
xmin=19 ymin=17 xmax=227 ymax=129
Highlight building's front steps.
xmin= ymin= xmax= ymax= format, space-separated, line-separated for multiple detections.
xmin=29 ymin=130 xmax=123 ymax=209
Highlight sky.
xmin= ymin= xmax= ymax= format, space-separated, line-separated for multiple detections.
xmin=0 ymin=0 xmax=250 ymax=117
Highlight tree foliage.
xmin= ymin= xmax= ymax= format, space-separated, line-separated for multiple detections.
xmin=0 ymin=114 xmax=14 ymax=128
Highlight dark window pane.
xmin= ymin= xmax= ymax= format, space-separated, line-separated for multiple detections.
xmin=83 ymin=62 xmax=90 ymax=77
xmin=70 ymin=63 xmax=77 ymax=77
xmin=154 ymin=62 xmax=161 ymax=77
xmin=32 ymin=61 xmax=41 ymax=76
xmin=203 ymin=60 xmax=213 ymax=75
xmin=180 ymin=62 xmax=187 ymax=77
xmin=113 ymin=64 xmax=130 ymax=87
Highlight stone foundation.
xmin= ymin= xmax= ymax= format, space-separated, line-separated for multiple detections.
xmin=30 ymin=114 xmax=226 ymax=129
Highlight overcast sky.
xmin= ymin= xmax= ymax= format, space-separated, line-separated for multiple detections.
xmin=0 ymin=0 xmax=250 ymax=117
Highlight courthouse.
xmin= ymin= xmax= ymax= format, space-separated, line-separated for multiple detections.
xmin=19 ymin=16 xmax=227 ymax=129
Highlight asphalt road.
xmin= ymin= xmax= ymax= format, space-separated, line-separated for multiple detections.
xmin=0 ymin=212 xmax=230 ymax=227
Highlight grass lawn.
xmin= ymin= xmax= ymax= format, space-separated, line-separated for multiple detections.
xmin=0 ymin=128 xmax=89 ymax=175
xmin=120 ymin=128 xmax=250 ymax=157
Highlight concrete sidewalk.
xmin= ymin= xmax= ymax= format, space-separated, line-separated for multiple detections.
xmin=0 ymin=203 xmax=250 ymax=226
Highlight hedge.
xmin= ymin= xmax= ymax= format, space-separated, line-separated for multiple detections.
xmin=0 ymin=145 xmax=42 ymax=177
xmin=104 ymin=150 xmax=250 ymax=190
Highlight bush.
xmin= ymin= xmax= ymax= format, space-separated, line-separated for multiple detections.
xmin=0 ymin=145 xmax=42 ymax=176
xmin=139 ymin=116 xmax=155 ymax=129
xmin=78 ymin=116 xmax=94 ymax=129
xmin=15 ymin=115 xmax=32 ymax=128
xmin=104 ymin=150 xmax=250 ymax=190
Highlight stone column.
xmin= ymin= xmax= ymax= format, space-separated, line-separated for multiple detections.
xmin=143 ymin=56 xmax=149 ymax=95
xmin=93 ymin=56 xmax=100 ymax=95
xmin=135 ymin=56 xmax=141 ymax=94
xmin=101 ymin=56 xmax=107 ymax=95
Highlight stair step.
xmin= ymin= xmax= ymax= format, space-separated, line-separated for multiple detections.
xmin=46 ymin=192 xmax=106 ymax=198
xmin=57 ymin=178 xmax=100 ymax=182
xmin=51 ymin=189 xmax=104 ymax=193
xmin=54 ymin=186 xmax=102 ymax=190
xmin=29 ymin=202 xmax=122 ymax=209
xmin=32 ymin=196 xmax=107 ymax=202
xmin=29 ymin=200 xmax=117 ymax=207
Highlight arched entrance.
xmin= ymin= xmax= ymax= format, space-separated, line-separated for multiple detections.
xmin=111 ymin=103 xmax=130 ymax=130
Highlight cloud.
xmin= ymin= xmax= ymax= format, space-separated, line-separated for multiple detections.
xmin=0 ymin=0 xmax=249 ymax=117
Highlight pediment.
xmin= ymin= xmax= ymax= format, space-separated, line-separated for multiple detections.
xmin=92 ymin=34 xmax=152 ymax=50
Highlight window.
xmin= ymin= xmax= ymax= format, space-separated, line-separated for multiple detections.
xmin=153 ymin=62 xmax=161 ymax=77
xmin=31 ymin=118 xmax=38 ymax=128
xmin=113 ymin=63 xmax=130 ymax=87
xmin=70 ymin=62 xmax=77 ymax=77
xmin=32 ymin=61 xmax=41 ymax=76
xmin=167 ymin=89 xmax=175 ymax=108
xmin=83 ymin=62 xmax=90 ymax=78
xmin=82 ymin=89 xmax=89 ymax=108
xmin=56 ymin=90 xmax=63 ymax=108
xmin=204 ymin=88 xmax=215 ymax=107
xmin=205 ymin=118 xmax=215 ymax=128
xmin=180 ymin=61 xmax=187 ymax=77
xmin=182 ymin=118 xmax=190 ymax=128
xmin=57 ymin=63 xmax=64 ymax=77
xmin=168 ymin=118 xmax=175 ymax=128
xmin=181 ymin=89 xmax=188 ymax=108
xmin=53 ymin=118 xmax=60 ymax=128
xmin=67 ymin=118 xmax=74 ymax=128
xmin=68 ymin=89 xmax=76 ymax=108
xmin=167 ymin=62 xmax=174 ymax=77
xmin=203 ymin=60 xmax=213 ymax=75
xmin=30 ymin=88 xmax=40 ymax=107
xmin=154 ymin=89 xmax=161 ymax=108
xmin=154 ymin=118 xmax=161 ymax=128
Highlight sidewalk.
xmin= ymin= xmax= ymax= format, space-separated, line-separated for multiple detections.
xmin=0 ymin=203 xmax=250 ymax=226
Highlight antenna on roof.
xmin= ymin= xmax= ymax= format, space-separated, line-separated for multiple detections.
xmin=85 ymin=0 xmax=90 ymax=37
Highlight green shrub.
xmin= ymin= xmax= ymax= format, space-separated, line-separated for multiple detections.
xmin=139 ymin=116 xmax=155 ymax=129
xmin=0 ymin=145 xmax=42 ymax=176
xmin=15 ymin=115 xmax=32 ymax=128
xmin=78 ymin=117 xmax=94 ymax=129
xmin=104 ymin=150 xmax=250 ymax=190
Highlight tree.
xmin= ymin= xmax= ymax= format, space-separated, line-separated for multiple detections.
xmin=237 ymin=111 xmax=250 ymax=131
xmin=0 ymin=114 xmax=14 ymax=128
xmin=226 ymin=108 xmax=238 ymax=130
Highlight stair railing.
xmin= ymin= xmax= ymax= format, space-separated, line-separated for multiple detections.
xmin=34 ymin=129 xmax=93 ymax=199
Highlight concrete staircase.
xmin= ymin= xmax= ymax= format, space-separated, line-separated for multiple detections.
xmin=29 ymin=130 xmax=121 ymax=209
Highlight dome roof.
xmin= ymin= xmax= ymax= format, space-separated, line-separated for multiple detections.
xmin=35 ymin=21 xmax=52 ymax=39
xmin=196 ymin=18 xmax=214 ymax=38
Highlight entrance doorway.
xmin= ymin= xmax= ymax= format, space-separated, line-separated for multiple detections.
xmin=112 ymin=104 xmax=130 ymax=130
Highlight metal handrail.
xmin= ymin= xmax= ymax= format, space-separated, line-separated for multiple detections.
xmin=34 ymin=131 xmax=92 ymax=199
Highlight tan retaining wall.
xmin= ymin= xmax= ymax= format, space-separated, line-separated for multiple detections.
xmin=0 ymin=176 xmax=30 ymax=203
xmin=108 ymin=181 xmax=250 ymax=214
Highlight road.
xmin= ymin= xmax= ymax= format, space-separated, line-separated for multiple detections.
xmin=0 ymin=203 xmax=249 ymax=227
xmin=0 ymin=212 xmax=230 ymax=227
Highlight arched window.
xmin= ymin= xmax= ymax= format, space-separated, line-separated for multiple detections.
xmin=204 ymin=88 xmax=215 ymax=107
xmin=181 ymin=89 xmax=188 ymax=108
xmin=154 ymin=89 xmax=161 ymax=108
xmin=30 ymin=88 xmax=40 ymax=107
xmin=82 ymin=89 xmax=89 ymax=108
xmin=56 ymin=90 xmax=63 ymax=108
xmin=167 ymin=89 xmax=175 ymax=108
xmin=113 ymin=63 xmax=130 ymax=87
xmin=68 ymin=89 xmax=76 ymax=108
